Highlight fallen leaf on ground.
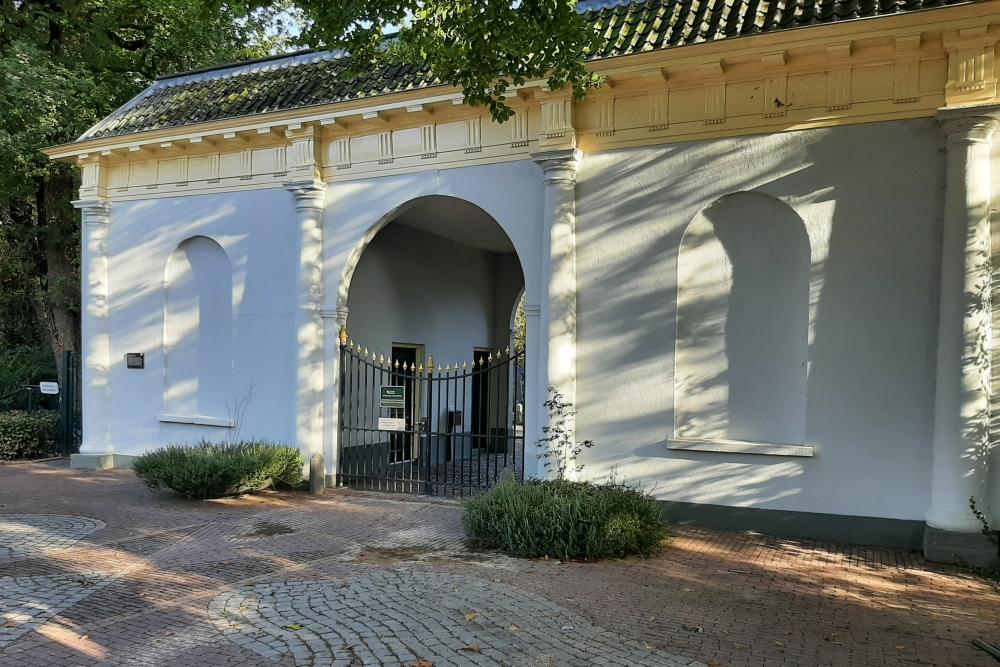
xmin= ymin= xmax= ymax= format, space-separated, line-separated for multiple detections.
xmin=464 ymin=612 xmax=479 ymax=622
xmin=683 ymin=625 xmax=703 ymax=633
xmin=410 ymin=661 xmax=434 ymax=667
xmin=283 ymin=623 xmax=303 ymax=631
xmin=461 ymin=644 xmax=482 ymax=653
xmin=508 ymin=624 xmax=519 ymax=632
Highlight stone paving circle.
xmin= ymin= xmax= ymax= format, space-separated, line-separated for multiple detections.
xmin=0 ymin=514 xmax=114 ymax=649
xmin=210 ymin=569 xmax=700 ymax=667
xmin=0 ymin=514 xmax=105 ymax=560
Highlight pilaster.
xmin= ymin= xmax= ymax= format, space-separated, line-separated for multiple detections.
xmin=926 ymin=104 xmax=1000 ymax=544
xmin=531 ymin=148 xmax=582 ymax=479
xmin=73 ymin=198 xmax=113 ymax=457
xmin=320 ymin=305 xmax=349 ymax=486
xmin=285 ymin=179 xmax=328 ymax=463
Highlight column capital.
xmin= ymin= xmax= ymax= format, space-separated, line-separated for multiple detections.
xmin=937 ymin=104 xmax=1000 ymax=145
xmin=72 ymin=199 xmax=111 ymax=223
xmin=283 ymin=180 xmax=327 ymax=211
xmin=320 ymin=304 xmax=349 ymax=323
xmin=531 ymin=149 xmax=582 ymax=184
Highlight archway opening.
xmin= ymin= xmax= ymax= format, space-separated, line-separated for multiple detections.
xmin=340 ymin=195 xmax=527 ymax=495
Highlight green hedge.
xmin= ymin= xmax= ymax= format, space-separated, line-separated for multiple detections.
xmin=463 ymin=480 xmax=668 ymax=561
xmin=132 ymin=440 xmax=304 ymax=500
xmin=0 ymin=410 xmax=59 ymax=461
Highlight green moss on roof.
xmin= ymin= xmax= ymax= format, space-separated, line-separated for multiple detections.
xmin=80 ymin=0 xmax=971 ymax=141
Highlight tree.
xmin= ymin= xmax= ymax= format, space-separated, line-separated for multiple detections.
xmin=0 ymin=0 xmax=291 ymax=383
xmin=216 ymin=0 xmax=606 ymax=122
xmin=0 ymin=0 xmax=603 ymax=389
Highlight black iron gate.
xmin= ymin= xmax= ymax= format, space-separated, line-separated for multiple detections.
xmin=337 ymin=330 xmax=525 ymax=496
xmin=0 ymin=350 xmax=81 ymax=457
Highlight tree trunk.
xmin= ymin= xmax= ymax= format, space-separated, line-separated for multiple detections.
xmin=34 ymin=170 xmax=80 ymax=378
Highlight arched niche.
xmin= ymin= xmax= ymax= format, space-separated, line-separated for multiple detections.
xmin=674 ymin=192 xmax=810 ymax=445
xmin=163 ymin=236 xmax=233 ymax=419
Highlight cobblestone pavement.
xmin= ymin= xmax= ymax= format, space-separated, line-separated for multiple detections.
xmin=0 ymin=460 xmax=997 ymax=666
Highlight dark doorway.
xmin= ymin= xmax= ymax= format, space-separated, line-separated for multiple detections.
xmin=389 ymin=345 xmax=418 ymax=463
xmin=471 ymin=347 xmax=492 ymax=449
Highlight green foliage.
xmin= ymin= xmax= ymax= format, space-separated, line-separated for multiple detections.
xmin=966 ymin=497 xmax=1000 ymax=580
xmin=463 ymin=479 xmax=668 ymax=560
xmin=216 ymin=0 xmax=606 ymax=122
xmin=0 ymin=345 xmax=56 ymax=397
xmin=133 ymin=440 xmax=305 ymax=499
xmin=0 ymin=410 xmax=59 ymax=460
xmin=538 ymin=388 xmax=595 ymax=480
xmin=0 ymin=0 xmax=294 ymax=371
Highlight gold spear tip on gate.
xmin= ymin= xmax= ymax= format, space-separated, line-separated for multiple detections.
xmin=338 ymin=325 xmax=349 ymax=346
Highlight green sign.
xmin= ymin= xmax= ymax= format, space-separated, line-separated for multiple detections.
xmin=380 ymin=385 xmax=405 ymax=409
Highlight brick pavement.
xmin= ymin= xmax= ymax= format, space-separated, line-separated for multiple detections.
xmin=0 ymin=459 xmax=997 ymax=666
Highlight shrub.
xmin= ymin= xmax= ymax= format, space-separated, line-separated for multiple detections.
xmin=0 ymin=410 xmax=59 ymax=461
xmin=463 ymin=479 xmax=668 ymax=560
xmin=132 ymin=440 xmax=304 ymax=500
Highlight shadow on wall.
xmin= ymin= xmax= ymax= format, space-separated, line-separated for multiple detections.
xmin=163 ymin=236 xmax=232 ymax=419
xmin=574 ymin=119 xmax=943 ymax=515
xmin=675 ymin=192 xmax=809 ymax=446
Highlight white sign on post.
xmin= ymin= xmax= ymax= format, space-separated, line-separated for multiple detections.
xmin=38 ymin=382 xmax=59 ymax=395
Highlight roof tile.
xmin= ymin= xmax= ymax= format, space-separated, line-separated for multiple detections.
xmin=79 ymin=0 xmax=973 ymax=141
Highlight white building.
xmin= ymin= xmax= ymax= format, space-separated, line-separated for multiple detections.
xmin=45 ymin=0 xmax=1000 ymax=564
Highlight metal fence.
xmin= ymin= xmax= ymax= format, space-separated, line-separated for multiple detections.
xmin=0 ymin=350 xmax=81 ymax=457
xmin=338 ymin=329 xmax=525 ymax=497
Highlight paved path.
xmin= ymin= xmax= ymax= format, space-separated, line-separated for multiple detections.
xmin=0 ymin=460 xmax=997 ymax=666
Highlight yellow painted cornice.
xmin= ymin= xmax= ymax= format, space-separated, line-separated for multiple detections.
xmin=58 ymin=0 xmax=1000 ymax=201
xmin=46 ymin=0 xmax=999 ymax=163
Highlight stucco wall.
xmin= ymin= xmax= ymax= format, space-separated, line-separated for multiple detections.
xmin=575 ymin=119 xmax=943 ymax=521
xmin=102 ymin=123 xmax=950 ymax=524
xmin=107 ymin=189 xmax=299 ymax=454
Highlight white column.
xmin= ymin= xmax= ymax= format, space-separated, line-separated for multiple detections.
xmin=926 ymin=105 xmax=1000 ymax=532
xmin=522 ymin=303 xmax=543 ymax=478
xmin=74 ymin=199 xmax=113 ymax=456
xmin=531 ymin=149 xmax=582 ymax=479
xmin=285 ymin=180 xmax=327 ymax=460
xmin=321 ymin=305 xmax=349 ymax=484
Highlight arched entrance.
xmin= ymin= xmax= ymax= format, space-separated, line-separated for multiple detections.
xmin=337 ymin=196 xmax=527 ymax=495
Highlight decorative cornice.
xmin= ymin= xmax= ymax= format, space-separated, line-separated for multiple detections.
xmin=45 ymin=4 xmax=1000 ymax=201
xmin=72 ymin=198 xmax=111 ymax=222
